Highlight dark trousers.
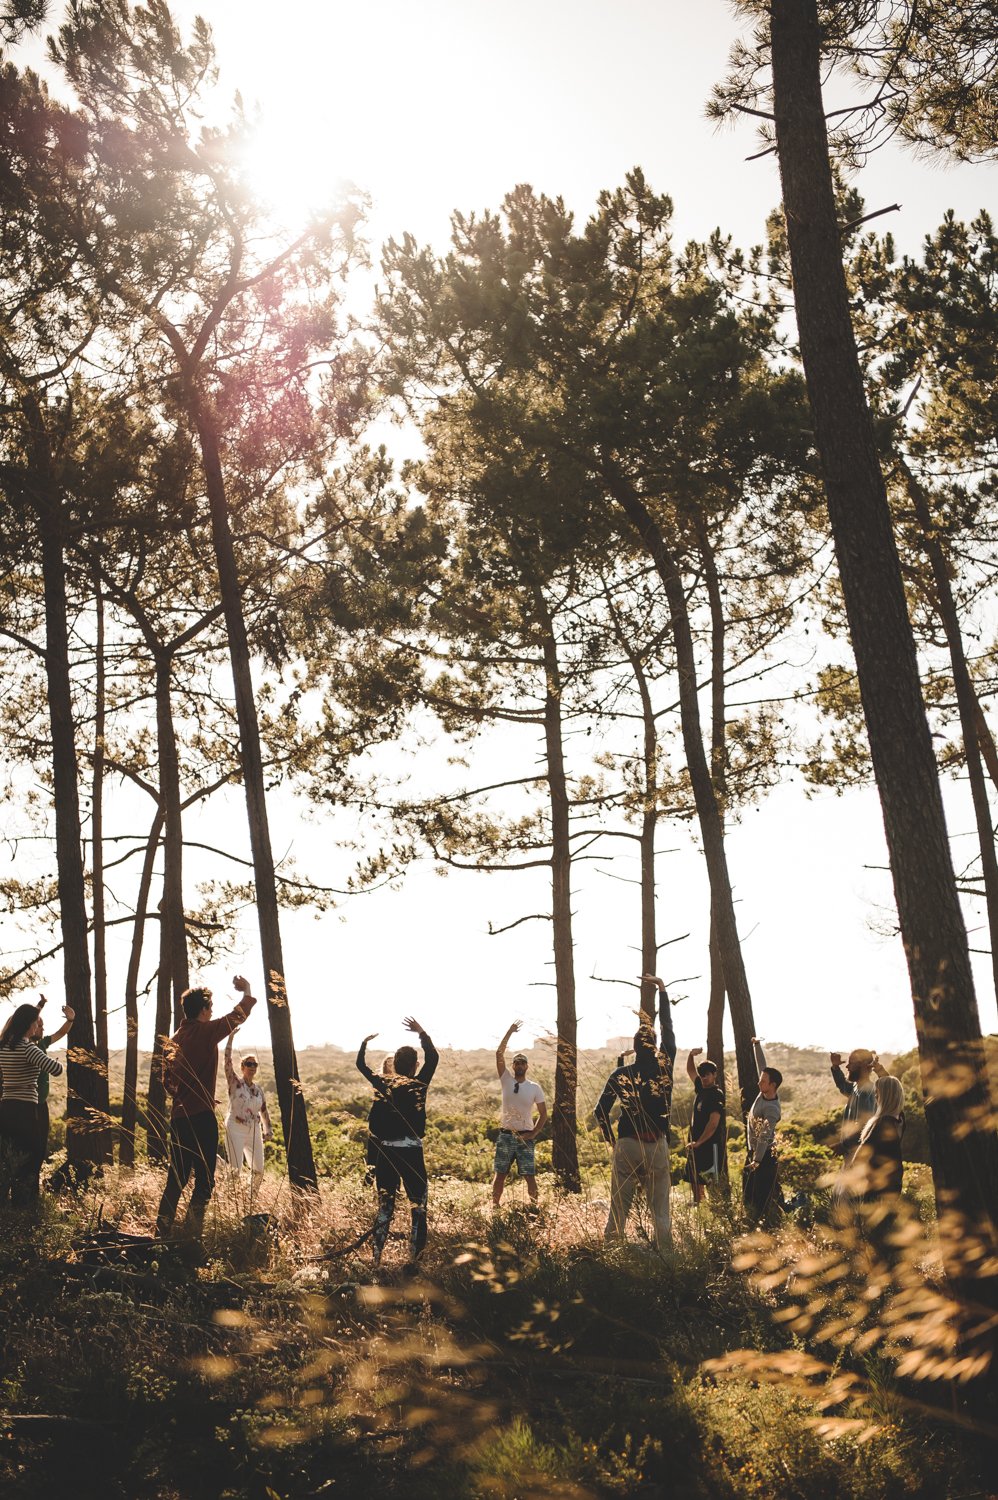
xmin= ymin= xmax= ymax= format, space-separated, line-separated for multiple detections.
xmin=155 ymin=1111 xmax=219 ymax=1238
xmin=743 ymin=1151 xmax=780 ymax=1223
xmin=0 ymin=1098 xmax=43 ymax=1205
xmin=370 ymin=1143 xmax=428 ymax=1264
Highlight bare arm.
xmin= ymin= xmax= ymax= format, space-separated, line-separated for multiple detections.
xmin=531 ymin=1098 xmax=549 ymax=1138
xmin=41 ymin=1000 xmax=75 ymax=1047
xmin=752 ymin=1037 xmax=767 ymax=1081
xmin=871 ymin=1052 xmax=887 ymax=1079
xmin=496 ymin=1020 xmax=521 ymax=1078
xmin=686 ymin=1047 xmax=701 ymax=1083
xmin=694 ymin=1111 xmax=721 ymax=1148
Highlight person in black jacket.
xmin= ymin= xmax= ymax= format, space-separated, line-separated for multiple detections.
xmin=357 ymin=1017 xmax=438 ymax=1267
xmin=594 ymin=975 xmax=677 ymax=1248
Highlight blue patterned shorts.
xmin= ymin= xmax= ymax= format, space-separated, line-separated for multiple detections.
xmin=493 ymin=1131 xmax=536 ymax=1176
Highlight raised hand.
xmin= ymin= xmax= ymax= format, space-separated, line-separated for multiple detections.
xmin=63 ymin=1005 xmax=75 ymax=1023
xmin=830 ymin=1052 xmax=842 ymax=1066
xmin=690 ymin=1047 xmax=703 ymax=1057
xmin=402 ymin=1016 xmax=424 ymax=1035
xmin=361 ymin=1033 xmax=378 ymax=1046
xmin=639 ymin=973 xmax=665 ymax=990
xmin=233 ymin=974 xmax=251 ymax=994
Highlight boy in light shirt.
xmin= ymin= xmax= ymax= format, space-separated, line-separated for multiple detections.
xmin=492 ymin=1021 xmax=547 ymax=1208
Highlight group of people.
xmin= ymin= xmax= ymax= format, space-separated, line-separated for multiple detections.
xmin=0 ymin=997 xmax=74 ymax=1204
xmin=0 ymin=981 xmax=270 ymax=1219
xmin=0 ymin=972 xmax=907 ymax=1265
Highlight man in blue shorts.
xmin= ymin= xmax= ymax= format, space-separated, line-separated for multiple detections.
xmin=492 ymin=1021 xmax=547 ymax=1208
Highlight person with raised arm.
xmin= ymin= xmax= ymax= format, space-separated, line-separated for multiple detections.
xmin=743 ymin=1037 xmax=783 ymax=1222
xmin=154 ymin=975 xmax=257 ymax=1240
xmin=0 ymin=1001 xmax=65 ymax=1204
xmin=683 ymin=1047 xmax=726 ymax=1204
xmin=357 ymin=1017 xmax=438 ymax=1268
xmin=492 ymin=1021 xmax=548 ymax=1209
xmin=31 ymin=995 xmax=75 ymax=1168
xmin=829 ymin=1047 xmax=886 ymax=1152
xmin=223 ymin=1034 xmax=271 ymax=1185
xmin=594 ymin=974 xmax=677 ymax=1249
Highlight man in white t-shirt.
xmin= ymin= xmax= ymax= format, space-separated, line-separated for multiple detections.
xmin=492 ymin=1021 xmax=548 ymax=1208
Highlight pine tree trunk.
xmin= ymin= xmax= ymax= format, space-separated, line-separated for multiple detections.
xmin=534 ymin=595 xmax=581 ymax=1192
xmin=770 ymin=0 xmax=998 ymax=1234
xmin=193 ymin=399 xmax=317 ymax=1190
xmin=901 ymin=459 xmax=998 ymax=1017
xmin=91 ymin=574 xmax=108 ymax=1066
xmin=154 ymin=652 xmax=189 ymax=1028
xmin=632 ymin=652 xmax=660 ymax=1016
xmin=145 ymin=959 xmax=172 ymax=1164
xmin=121 ymin=811 xmax=163 ymax=1167
xmin=699 ymin=517 xmax=729 ymax=1083
xmin=39 ymin=515 xmax=112 ymax=1168
xmin=972 ymin=696 xmax=998 ymax=797
xmin=602 ymin=585 xmax=661 ymax=1017
xmin=606 ymin=474 xmax=759 ymax=1112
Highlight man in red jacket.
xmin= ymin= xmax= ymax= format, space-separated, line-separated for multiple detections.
xmin=155 ymin=975 xmax=257 ymax=1239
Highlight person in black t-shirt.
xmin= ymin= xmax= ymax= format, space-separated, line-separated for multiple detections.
xmin=683 ymin=1049 xmax=727 ymax=1204
xmin=357 ymin=1018 xmax=438 ymax=1267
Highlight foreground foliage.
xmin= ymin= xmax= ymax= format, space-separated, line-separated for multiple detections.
xmin=0 ymin=1162 xmax=992 ymax=1500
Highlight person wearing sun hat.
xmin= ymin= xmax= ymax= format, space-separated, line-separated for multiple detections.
xmin=492 ymin=1021 xmax=547 ymax=1208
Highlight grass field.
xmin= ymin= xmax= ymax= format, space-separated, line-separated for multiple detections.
xmin=3 ymin=1041 xmax=995 ymax=1497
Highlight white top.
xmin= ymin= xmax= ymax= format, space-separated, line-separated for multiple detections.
xmin=224 ymin=1039 xmax=270 ymax=1133
xmin=499 ymin=1071 xmax=545 ymax=1132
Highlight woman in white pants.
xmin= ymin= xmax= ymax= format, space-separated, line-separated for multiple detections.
xmin=224 ymin=1035 xmax=271 ymax=1178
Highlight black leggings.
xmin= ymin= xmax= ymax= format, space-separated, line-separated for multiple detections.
xmin=371 ymin=1143 xmax=428 ymax=1263
xmin=743 ymin=1151 xmax=780 ymax=1222
xmin=0 ymin=1099 xmax=44 ymax=1205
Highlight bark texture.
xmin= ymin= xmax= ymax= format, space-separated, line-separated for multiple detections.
xmin=771 ymin=0 xmax=998 ymax=1233
xmin=195 ymin=400 xmax=316 ymax=1190
xmin=534 ymin=592 xmax=581 ymax=1191
xmin=607 ymin=473 xmax=759 ymax=1112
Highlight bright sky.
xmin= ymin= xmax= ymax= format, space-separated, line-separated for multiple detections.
xmin=8 ymin=1 xmax=998 ymax=1063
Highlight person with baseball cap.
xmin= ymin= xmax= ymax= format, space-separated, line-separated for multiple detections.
xmin=492 ymin=1021 xmax=547 ymax=1209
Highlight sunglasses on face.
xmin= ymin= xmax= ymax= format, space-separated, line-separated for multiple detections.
xmin=513 ymin=1080 xmax=520 ymax=1093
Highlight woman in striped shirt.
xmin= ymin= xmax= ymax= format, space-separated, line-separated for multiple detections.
xmin=0 ymin=1003 xmax=63 ymax=1205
